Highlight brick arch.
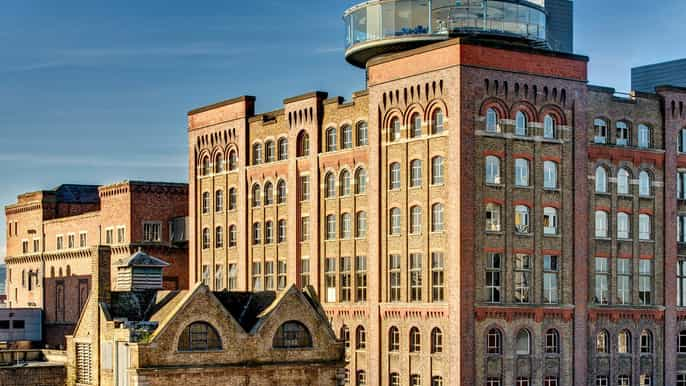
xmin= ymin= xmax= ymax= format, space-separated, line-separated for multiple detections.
xmin=538 ymin=104 xmax=568 ymax=126
xmin=382 ymin=108 xmax=403 ymax=129
xmin=197 ymin=149 xmax=212 ymax=165
xmin=509 ymin=100 xmax=537 ymax=122
xmin=403 ymin=103 xmax=424 ymax=128
xmin=478 ymin=97 xmax=508 ymax=118
xmin=425 ymin=99 xmax=449 ymax=121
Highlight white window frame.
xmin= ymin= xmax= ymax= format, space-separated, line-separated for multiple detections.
xmin=543 ymin=207 xmax=558 ymax=235
xmin=514 ymin=158 xmax=529 ymax=187
xmin=543 ymin=161 xmax=558 ymax=189
xmin=143 ymin=221 xmax=162 ymax=242
xmin=485 ymin=156 xmax=501 ymax=185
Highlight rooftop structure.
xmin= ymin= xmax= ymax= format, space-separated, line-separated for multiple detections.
xmin=632 ymin=58 xmax=686 ymax=93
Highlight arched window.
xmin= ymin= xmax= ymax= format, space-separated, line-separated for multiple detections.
xmin=410 ymin=206 xmax=422 ymax=234
xmin=356 ymin=326 xmax=366 ymax=350
xmin=252 ymin=143 xmax=263 ymax=165
xmin=340 ymin=170 xmax=352 ymax=196
xmin=355 ymin=168 xmax=367 ymax=194
xmin=356 ymin=371 xmax=367 ymax=386
xmin=640 ymin=330 xmax=653 ymax=353
xmin=410 ymin=159 xmax=422 ymax=187
xmin=431 ymin=327 xmax=443 ymax=353
xmin=639 ymin=171 xmax=651 ymax=196
xmin=432 ymin=203 xmax=444 ymax=232
xmin=297 ymin=132 xmax=310 ymax=157
xmin=228 ymin=188 xmax=237 ymax=210
xmin=265 ymin=221 xmax=274 ymax=244
xmin=485 ymin=156 xmax=501 ymax=184
xmin=543 ymin=207 xmax=558 ymax=235
xmin=543 ymin=161 xmax=558 ymax=189
xmin=515 ymin=111 xmax=528 ymax=136
xmin=617 ymin=212 xmax=630 ymax=239
xmin=545 ymin=329 xmax=560 ymax=353
xmin=389 ymin=208 xmax=401 ymax=235
xmin=515 ymin=158 xmax=530 ymax=186
xmin=516 ymin=329 xmax=531 ymax=355
xmin=215 ymin=190 xmax=224 ymax=212
xmin=409 ymin=327 xmax=421 ymax=352
xmin=341 ymin=125 xmax=353 ymax=149
xmin=325 ymin=172 xmax=336 ymax=198
xmin=215 ymin=226 xmax=224 ymax=248
xmin=431 ymin=156 xmax=444 ymax=185
xmin=341 ymin=213 xmax=352 ymax=239
xmin=514 ymin=205 xmax=530 ymax=233
xmin=390 ymin=117 xmax=401 ymax=142
xmin=389 ymin=163 xmax=401 ymax=189
xmin=356 ymin=211 xmax=367 ymax=238
xmin=595 ymin=211 xmax=609 ymax=238
xmin=389 ymin=326 xmax=400 ymax=352
xmin=340 ymin=325 xmax=350 ymax=352
xmin=485 ymin=203 xmax=501 ymax=231
xmin=431 ymin=376 xmax=444 ymax=386
xmin=618 ymin=330 xmax=632 ymax=353
xmin=228 ymin=225 xmax=237 ymax=247
xmin=326 ymin=127 xmax=337 ymax=151
xmin=544 ymin=114 xmax=556 ymax=139
xmin=264 ymin=182 xmax=274 ymax=205
xmin=617 ymin=168 xmax=630 ymax=194
xmin=486 ymin=108 xmax=499 ymax=133
xmin=410 ymin=113 xmax=422 ymax=138
xmin=594 ymin=118 xmax=608 ymax=143
xmin=215 ymin=153 xmax=225 ymax=173
xmin=265 ymin=140 xmax=276 ymax=162
xmin=276 ymin=180 xmax=287 ymax=204
xmin=202 ymin=191 xmax=210 ymax=213
xmin=273 ymin=321 xmax=313 ymax=348
xmin=638 ymin=124 xmax=651 ymax=148
xmin=596 ymin=330 xmax=609 ymax=353
xmin=595 ymin=166 xmax=608 ymax=193
xmin=201 ymin=155 xmax=210 ymax=176
xmin=639 ymin=214 xmax=651 ymax=240
xmin=251 ymin=184 xmax=261 ymax=207
xmin=487 ymin=329 xmax=502 ymax=354
xmin=202 ymin=228 xmax=210 ymax=249
xmin=228 ymin=150 xmax=238 ymax=170
xmin=278 ymin=138 xmax=288 ymax=160
xmin=178 ymin=322 xmax=222 ymax=352
xmin=432 ymin=108 xmax=444 ymax=134
xmin=357 ymin=121 xmax=368 ymax=146
xmin=616 ymin=121 xmax=630 ymax=146
xmin=390 ymin=373 xmax=400 ymax=386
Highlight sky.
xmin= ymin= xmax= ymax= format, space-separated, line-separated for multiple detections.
xmin=1 ymin=0 xmax=685 ymax=257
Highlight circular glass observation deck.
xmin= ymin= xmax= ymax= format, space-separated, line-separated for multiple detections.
xmin=344 ymin=0 xmax=547 ymax=67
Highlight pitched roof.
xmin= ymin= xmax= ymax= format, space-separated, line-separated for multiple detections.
xmin=213 ymin=290 xmax=277 ymax=331
xmin=114 ymin=249 xmax=170 ymax=268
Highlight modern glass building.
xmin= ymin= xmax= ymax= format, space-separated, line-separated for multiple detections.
xmin=632 ymin=59 xmax=686 ymax=93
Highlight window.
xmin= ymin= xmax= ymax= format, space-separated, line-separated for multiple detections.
xmin=273 ymin=321 xmax=312 ymax=348
xmin=618 ymin=330 xmax=631 ymax=353
xmin=616 ymin=121 xmax=630 ymax=146
xmin=143 ymin=222 xmax=161 ymax=242
xmin=389 ymin=327 xmax=400 ymax=352
xmin=264 ymin=182 xmax=274 ymax=205
xmin=431 ymin=328 xmax=443 ymax=353
xmin=251 ymin=184 xmax=261 ymax=207
xmin=544 ymin=378 xmax=558 ymax=386
xmin=596 ymin=376 xmax=609 ymax=386
xmin=69 ymin=233 xmax=76 ymax=248
xmin=389 ymin=163 xmax=401 ymax=189
xmin=322 ymin=172 xmax=335 ymax=198
xmin=228 ymin=188 xmax=237 ymax=210
xmin=202 ymin=191 xmax=210 ymax=213
xmin=680 ymin=330 xmax=686 ymax=353
xmin=215 ymin=153 xmax=225 ymax=173
xmin=543 ymin=207 xmax=558 ymax=235
xmin=410 ymin=160 xmax=422 ymax=187
xmin=431 ymin=156 xmax=444 ymax=185
xmin=265 ymin=140 xmax=276 ymax=162
xmin=680 ymin=215 xmax=686 ymax=243
xmin=342 ymin=125 xmax=353 ymax=149
xmin=228 ymin=150 xmax=238 ymax=170
xmin=79 ymin=232 xmax=87 ymax=248
xmin=516 ymin=378 xmax=530 ymax=386
xmin=410 ymin=375 xmax=421 ymax=386
xmin=390 ymin=208 xmax=401 ymax=235
xmin=545 ymin=329 xmax=560 ymax=353
xmin=276 ymin=180 xmax=287 ymax=204
xmin=680 ymin=261 xmax=686 ymax=307
xmin=639 ymin=259 xmax=652 ymax=304
xmin=639 ymin=171 xmax=651 ymax=196
xmin=595 ymin=211 xmax=609 ymax=238
xmin=515 ymin=111 xmax=528 ymax=136
xmin=514 ymin=205 xmax=530 ymax=234
xmin=178 ymin=322 xmax=222 ymax=352
xmin=543 ymin=161 xmax=558 ymax=189
xmin=326 ymin=215 xmax=336 ymax=240
xmin=390 ymin=117 xmax=401 ymax=142
xmin=486 ymin=108 xmax=499 ymax=133
xmin=409 ymin=327 xmax=421 ymax=352
xmin=215 ymin=226 xmax=223 ymax=248
xmin=640 ymin=330 xmax=653 ymax=353
xmin=431 ymin=203 xmax=444 ymax=232
xmin=356 ymin=211 xmax=367 ymax=238
xmin=516 ymin=329 xmax=531 ymax=355
xmin=409 ymin=253 xmax=423 ymax=301
xmin=202 ymin=228 xmax=210 ymax=249
xmin=215 ymin=264 xmax=223 ymax=289
xmin=340 ymin=170 xmax=351 ymax=196
xmin=543 ymin=255 xmax=559 ymax=304
xmin=595 ymin=167 xmax=608 ymax=193
xmin=617 ymin=212 xmax=630 ymax=239
xmin=487 ymin=379 xmax=502 ymax=386
xmin=265 ymin=221 xmax=274 ymax=244
xmin=340 ymin=256 xmax=352 ymax=302
xmin=326 ymin=127 xmax=337 ymax=151
xmin=356 ymin=256 xmax=367 ymax=302
xmin=595 ymin=257 xmax=609 ymax=304
xmin=21 ymin=240 xmax=29 ymax=254
xmin=325 ymin=257 xmax=336 ymax=302
xmin=639 ymin=375 xmax=652 ymax=386
xmin=680 ymin=128 xmax=686 ymax=153
xmin=300 ymin=258 xmax=310 ymax=287
xmin=410 ymin=206 xmax=422 ymax=234
xmin=410 ymin=113 xmax=422 ymax=138
xmin=253 ymin=143 xmax=263 ymax=164
xmin=594 ymin=119 xmax=608 ymax=143
xmin=431 ymin=252 xmax=445 ymax=302
xmin=201 ymin=156 xmax=211 ymax=176
xmin=639 ymin=214 xmax=651 ymax=240
xmin=213 ymin=190 xmax=224 ymax=213
xmin=357 ymin=371 xmax=367 ymax=386
xmin=278 ymin=219 xmax=287 ymax=243
xmin=278 ymin=138 xmax=288 ymax=160
xmin=355 ymin=168 xmax=367 ymax=194
xmin=250 ymin=262 xmax=262 ymax=290
xmin=300 ymin=175 xmax=310 ymax=201
xmin=514 ymin=254 xmax=531 ymax=303
xmin=514 ymin=158 xmax=529 ymax=186
xmin=252 ymin=223 xmax=261 ymax=245
xmin=486 ymin=253 xmax=501 ymax=303
xmin=76 ymin=343 xmax=93 ymax=385
xmin=485 ymin=156 xmax=501 ymax=184
xmin=638 ymin=124 xmax=650 ymax=148
xmin=357 ymin=121 xmax=368 ymax=146
xmin=596 ymin=330 xmax=609 ymax=353
xmin=487 ymin=329 xmax=502 ymax=354
xmin=432 ymin=109 xmax=444 ymax=134
xmin=543 ymin=115 xmax=556 ymax=139
xmin=617 ymin=258 xmax=631 ymax=304
xmin=432 ymin=376 xmax=443 ymax=386
xmin=390 ymin=373 xmax=400 ymax=386
xmin=277 ymin=260 xmax=287 ymax=290
xmin=297 ymin=216 xmax=309 ymax=242
xmin=485 ymin=203 xmax=501 ymax=232
xmin=389 ymin=254 xmax=401 ymax=302
xmin=617 ymin=168 xmax=630 ymax=194
xmin=228 ymin=225 xmax=237 ymax=247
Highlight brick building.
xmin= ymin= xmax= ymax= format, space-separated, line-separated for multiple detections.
xmin=4 ymin=181 xmax=189 ymax=347
xmin=186 ymin=4 xmax=686 ymax=385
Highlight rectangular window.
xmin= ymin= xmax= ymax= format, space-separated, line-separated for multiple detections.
xmin=485 ymin=204 xmax=501 ymax=232
xmin=513 ymin=254 xmax=531 ymax=303
xmin=265 ymin=261 xmax=275 ymax=290
xmin=251 ymin=262 xmax=262 ymax=290
xmin=514 ymin=159 xmax=529 ymax=186
xmin=356 ymin=255 xmax=367 ymax=302
xmin=678 ymin=374 xmax=686 ymax=386
xmin=228 ymin=264 xmax=237 ymax=290
xmin=617 ymin=258 xmax=631 ymax=305
xmin=595 ymin=257 xmax=609 ymax=304
xmin=486 ymin=253 xmax=501 ymax=303
xmin=301 ymin=217 xmax=310 ymax=241
xmin=639 ymin=375 xmax=652 ymax=386
xmin=431 ymin=252 xmax=444 ymax=302
xmin=325 ymin=257 xmax=336 ymax=303
xmin=301 ymin=257 xmax=310 ymax=287
xmin=277 ymin=260 xmax=287 ymax=290
xmin=33 ymin=238 xmax=40 ymax=253
xmin=679 ymin=172 xmax=686 ymax=200
xmin=595 ymin=377 xmax=608 ymax=386
xmin=21 ymin=240 xmax=28 ymax=254
xmin=202 ymin=264 xmax=210 ymax=286
xmin=543 ymin=255 xmax=559 ymax=304
xmin=79 ymin=232 xmax=87 ymax=248
xmin=105 ymin=228 xmax=113 ymax=245
xmin=340 ymin=256 xmax=351 ymax=302
xmin=409 ymin=253 xmax=422 ymax=302
xmin=389 ymin=254 xmax=401 ymax=302
xmin=300 ymin=175 xmax=310 ymax=201
xmin=680 ymin=215 xmax=686 ymax=243
xmin=57 ymin=235 xmax=64 ymax=250
xmin=68 ymin=234 xmax=75 ymax=249
xmin=215 ymin=264 xmax=223 ymax=290
xmin=116 ymin=226 xmax=125 ymax=244
xmin=639 ymin=259 xmax=652 ymax=305
xmin=143 ymin=222 xmax=161 ymax=242
xmin=679 ymin=260 xmax=686 ymax=307
xmin=617 ymin=376 xmax=630 ymax=386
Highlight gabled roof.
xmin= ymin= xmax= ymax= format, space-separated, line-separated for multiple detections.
xmin=213 ymin=290 xmax=277 ymax=331
xmin=114 ymin=249 xmax=170 ymax=268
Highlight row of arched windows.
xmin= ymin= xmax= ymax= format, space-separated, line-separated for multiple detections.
xmin=252 ymin=220 xmax=288 ymax=245
xmin=485 ymin=203 xmax=559 ymax=235
xmin=201 ymin=225 xmax=237 ymax=249
xmin=594 ymin=166 xmax=653 ymax=196
xmin=485 ymin=156 xmax=558 ymax=189
xmin=252 ymin=137 xmax=288 ymax=165
xmin=485 ymin=107 xmax=559 ymax=139
xmin=383 ymin=326 xmax=444 ymax=355
xmin=199 ymin=149 xmax=238 ymax=176
xmin=251 ymin=180 xmax=287 ymax=207
xmin=486 ymin=328 xmax=561 ymax=356
xmin=325 ymin=212 xmax=367 ymax=240
xmin=325 ymin=121 xmax=369 ymax=152
xmin=595 ymin=329 xmax=653 ymax=354
xmin=178 ymin=320 xmax=313 ymax=352
xmin=594 ymin=118 xmax=653 ymax=148
xmin=389 ymin=156 xmax=444 ymax=189
xmin=594 ymin=211 xmax=652 ymax=240
xmin=202 ymin=188 xmax=237 ymax=214
xmin=324 ymin=167 xmax=367 ymax=198
xmin=388 ymin=204 xmax=444 ymax=235
xmin=386 ymin=108 xmax=445 ymax=143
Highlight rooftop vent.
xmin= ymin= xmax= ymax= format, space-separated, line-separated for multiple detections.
xmin=114 ymin=249 xmax=169 ymax=292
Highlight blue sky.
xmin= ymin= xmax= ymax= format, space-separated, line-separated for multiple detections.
xmin=1 ymin=0 xmax=685 ymax=257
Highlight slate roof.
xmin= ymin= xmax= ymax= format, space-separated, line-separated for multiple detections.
xmin=114 ymin=249 xmax=170 ymax=268
xmin=213 ymin=291 xmax=277 ymax=331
